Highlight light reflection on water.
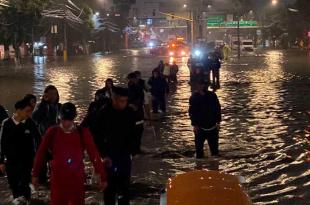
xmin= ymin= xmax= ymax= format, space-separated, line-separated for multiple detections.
xmin=0 ymin=50 xmax=309 ymax=204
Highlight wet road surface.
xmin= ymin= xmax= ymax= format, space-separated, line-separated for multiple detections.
xmin=0 ymin=49 xmax=309 ymax=204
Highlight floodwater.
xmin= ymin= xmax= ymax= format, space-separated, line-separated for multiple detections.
xmin=0 ymin=49 xmax=309 ymax=205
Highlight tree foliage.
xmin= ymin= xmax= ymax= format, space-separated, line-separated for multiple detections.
xmin=0 ymin=0 xmax=50 ymax=48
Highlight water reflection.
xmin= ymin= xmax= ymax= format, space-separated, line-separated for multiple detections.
xmin=0 ymin=50 xmax=309 ymax=204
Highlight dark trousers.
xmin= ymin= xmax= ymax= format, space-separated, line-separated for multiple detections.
xmin=152 ymin=95 xmax=166 ymax=113
xmin=195 ymin=129 xmax=219 ymax=158
xmin=6 ymin=160 xmax=32 ymax=200
xmin=104 ymin=156 xmax=132 ymax=205
xmin=134 ymin=124 xmax=144 ymax=154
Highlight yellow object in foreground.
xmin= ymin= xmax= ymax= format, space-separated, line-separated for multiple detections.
xmin=166 ymin=170 xmax=252 ymax=205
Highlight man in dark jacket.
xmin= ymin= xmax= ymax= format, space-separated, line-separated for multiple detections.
xmin=189 ymin=80 xmax=221 ymax=158
xmin=91 ymin=86 xmax=136 ymax=205
xmin=0 ymin=99 xmax=40 ymax=203
xmin=148 ymin=70 xmax=169 ymax=113
xmin=128 ymin=73 xmax=145 ymax=153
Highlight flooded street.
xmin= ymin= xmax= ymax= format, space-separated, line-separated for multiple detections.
xmin=0 ymin=49 xmax=309 ymax=204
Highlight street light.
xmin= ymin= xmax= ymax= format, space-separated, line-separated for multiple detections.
xmin=272 ymin=0 xmax=278 ymax=6
xmin=183 ymin=4 xmax=187 ymax=8
xmin=95 ymin=12 xmax=100 ymax=16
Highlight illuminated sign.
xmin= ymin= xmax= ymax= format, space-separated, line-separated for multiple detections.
xmin=207 ymin=20 xmax=258 ymax=28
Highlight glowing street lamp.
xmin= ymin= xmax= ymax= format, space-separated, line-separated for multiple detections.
xmin=95 ymin=12 xmax=100 ymax=16
xmin=272 ymin=0 xmax=278 ymax=6
xmin=183 ymin=4 xmax=187 ymax=8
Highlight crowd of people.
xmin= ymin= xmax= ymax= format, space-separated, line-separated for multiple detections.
xmin=188 ymin=48 xmax=223 ymax=91
xmin=0 ymin=58 xmax=222 ymax=205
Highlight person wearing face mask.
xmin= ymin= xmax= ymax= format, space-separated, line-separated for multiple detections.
xmin=0 ymin=99 xmax=41 ymax=204
xmin=32 ymin=102 xmax=107 ymax=205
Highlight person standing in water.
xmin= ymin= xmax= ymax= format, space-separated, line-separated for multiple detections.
xmin=189 ymin=80 xmax=221 ymax=158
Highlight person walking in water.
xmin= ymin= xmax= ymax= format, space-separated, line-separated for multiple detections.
xmin=32 ymin=85 xmax=62 ymax=185
xmin=91 ymin=87 xmax=137 ymax=205
xmin=32 ymin=85 xmax=61 ymax=136
xmin=210 ymin=52 xmax=222 ymax=89
xmin=170 ymin=61 xmax=179 ymax=83
xmin=127 ymin=73 xmax=145 ymax=154
xmin=189 ymin=80 xmax=221 ymax=158
xmin=32 ymin=102 xmax=107 ymax=205
xmin=148 ymin=70 xmax=169 ymax=114
xmin=95 ymin=78 xmax=114 ymax=100
xmin=81 ymin=79 xmax=114 ymax=128
xmin=0 ymin=99 xmax=41 ymax=204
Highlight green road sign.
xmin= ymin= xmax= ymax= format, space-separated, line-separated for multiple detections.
xmin=207 ymin=20 xmax=258 ymax=28
xmin=207 ymin=15 xmax=225 ymax=23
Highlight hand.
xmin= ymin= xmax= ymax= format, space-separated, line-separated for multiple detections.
xmin=31 ymin=177 xmax=39 ymax=189
xmin=103 ymin=157 xmax=112 ymax=168
xmin=193 ymin=126 xmax=199 ymax=134
xmin=0 ymin=164 xmax=5 ymax=173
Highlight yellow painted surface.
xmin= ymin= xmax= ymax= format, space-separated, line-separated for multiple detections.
xmin=167 ymin=170 xmax=252 ymax=205
xmin=63 ymin=50 xmax=68 ymax=61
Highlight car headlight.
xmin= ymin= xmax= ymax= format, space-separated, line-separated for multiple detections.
xmin=194 ymin=50 xmax=201 ymax=57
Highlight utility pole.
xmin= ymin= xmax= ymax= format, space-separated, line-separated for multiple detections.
xmin=191 ymin=11 xmax=194 ymax=46
xmin=237 ymin=15 xmax=241 ymax=59
xmin=233 ymin=0 xmax=241 ymax=59
xmin=63 ymin=21 xmax=68 ymax=61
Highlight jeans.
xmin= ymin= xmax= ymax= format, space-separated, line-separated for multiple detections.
xmin=195 ymin=128 xmax=219 ymax=158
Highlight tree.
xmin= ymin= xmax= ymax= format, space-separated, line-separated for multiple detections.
xmin=0 ymin=0 xmax=50 ymax=60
